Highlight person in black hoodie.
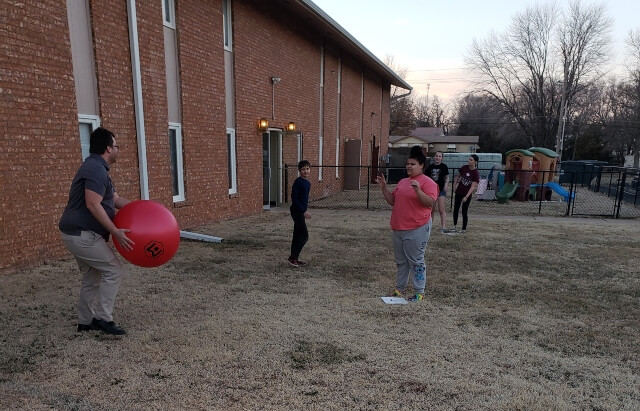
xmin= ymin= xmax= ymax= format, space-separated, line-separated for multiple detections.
xmin=288 ymin=160 xmax=311 ymax=267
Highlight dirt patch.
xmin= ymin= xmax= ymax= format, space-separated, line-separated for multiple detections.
xmin=1 ymin=209 xmax=639 ymax=409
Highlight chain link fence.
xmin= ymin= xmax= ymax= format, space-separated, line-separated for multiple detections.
xmin=282 ymin=165 xmax=640 ymax=219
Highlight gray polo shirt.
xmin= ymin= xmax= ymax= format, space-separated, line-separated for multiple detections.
xmin=59 ymin=154 xmax=115 ymax=240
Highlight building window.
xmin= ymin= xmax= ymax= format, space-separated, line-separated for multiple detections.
xmin=162 ymin=0 xmax=175 ymax=29
xmin=227 ymin=128 xmax=237 ymax=194
xmin=447 ymin=143 xmax=456 ymax=153
xmin=223 ymin=0 xmax=232 ymax=51
xmin=78 ymin=114 xmax=100 ymax=160
xmin=169 ymin=123 xmax=185 ymax=202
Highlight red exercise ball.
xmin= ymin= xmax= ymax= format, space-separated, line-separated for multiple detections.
xmin=113 ymin=200 xmax=180 ymax=268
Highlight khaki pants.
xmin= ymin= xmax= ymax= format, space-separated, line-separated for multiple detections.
xmin=61 ymin=231 xmax=125 ymax=324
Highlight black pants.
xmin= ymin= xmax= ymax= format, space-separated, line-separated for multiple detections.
xmin=453 ymin=193 xmax=472 ymax=230
xmin=290 ymin=208 xmax=308 ymax=260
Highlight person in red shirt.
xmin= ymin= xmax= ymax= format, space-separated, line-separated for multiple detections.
xmin=376 ymin=146 xmax=438 ymax=302
xmin=451 ymin=154 xmax=480 ymax=233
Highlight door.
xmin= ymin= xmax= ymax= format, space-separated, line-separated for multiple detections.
xmin=263 ymin=130 xmax=282 ymax=209
xmin=263 ymin=132 xmax=270 ymax=209
xmin=344 ymin=139 xmax=362 ymax=190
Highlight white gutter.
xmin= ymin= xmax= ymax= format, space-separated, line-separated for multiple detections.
xmin=126 ymin=0 xmax=150 ymax=200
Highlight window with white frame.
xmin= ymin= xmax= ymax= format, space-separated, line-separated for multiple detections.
xmin=162 ymin=0 xmax=175 ymax=28
xmin=78 ymin=114 xmax=100 ymax=160
xmin=169 ymin=123 xmax=185 ymax=202
xmin=223 ymin=0 xmax=232 ymax=51
xmin=227 ymin=128 xmax=237 ymax=194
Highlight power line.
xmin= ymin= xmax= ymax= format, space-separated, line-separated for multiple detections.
xmin=406 ymin=67 xmax=468 ymax=72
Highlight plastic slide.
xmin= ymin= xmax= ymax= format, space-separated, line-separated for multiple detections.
xmin=546 ymin=182 xmax=575 ymax=201
xmin=496 ymin=182 xmax=519 ymax=203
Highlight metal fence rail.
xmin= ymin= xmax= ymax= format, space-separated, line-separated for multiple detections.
xmin=283 ymin=165 xmax=640 ymax=219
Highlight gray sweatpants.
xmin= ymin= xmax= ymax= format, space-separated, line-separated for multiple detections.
xmin=392 ymin=220 xmax=432 ymax=295
xmin=61 ymin=230 xmax=125 ymax=324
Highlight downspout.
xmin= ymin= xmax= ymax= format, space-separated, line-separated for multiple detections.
xmin=126 ymin=0 xmax=150 ymax=200
xmin=391 ymin=89 xmax=412 ymax=101
xmin=125 ymin=1 xmax=222 ymax=244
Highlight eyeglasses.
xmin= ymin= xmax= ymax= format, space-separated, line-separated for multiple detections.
xmin=110 ymin=145 xmax=120 ymax=149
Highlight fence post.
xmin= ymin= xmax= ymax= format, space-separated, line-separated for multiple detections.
xmin=567 ymin=172 xmax=575 ymax=216
xmin=366 ymin=166 xmax=370 ymax=209
xmin=450 ymin=168 xmax=456 ymax=210
xmin=537 ymin=170 xmax=545 ymax=214
xmin=634 ymin=170 xmax=639 ymax=206
xmin=284 ymin=164 xmax=289 ymax=204
xmin=616 ymin=169 xmax=627 ymax=219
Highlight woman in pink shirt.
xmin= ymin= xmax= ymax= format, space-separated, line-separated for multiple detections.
xmin=376 ymin=146 xmax=439 ymax=302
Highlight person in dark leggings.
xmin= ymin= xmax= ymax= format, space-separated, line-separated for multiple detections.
xmin=288 ymin=160 xmax=311 ymax=267
xmin=452 ymin=155 xmax=480 ymax=233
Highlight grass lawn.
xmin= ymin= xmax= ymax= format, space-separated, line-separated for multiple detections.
xmin=1 ymin=209 xmax=639 ymax=410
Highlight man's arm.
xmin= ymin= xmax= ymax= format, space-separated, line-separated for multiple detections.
xmin=113 ymin=192 xmax=131 ymax=209
xmin=85 ymin=189 xmax=134 ymax=250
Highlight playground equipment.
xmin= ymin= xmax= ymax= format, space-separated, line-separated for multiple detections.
xmin=503 ymin=149 xmax=535 ymax=201
xmin=496 ymin=181 xmax=520 ymax=203
xmin=530 ymin=182 xmax=575 ymax=202
xmin=528 ymin=147 xmax=559 ymax=201
xmin=500 ymin=147 xmax=564 ymax=202
xmin=477 ymin=164 xmax=500 ymax=200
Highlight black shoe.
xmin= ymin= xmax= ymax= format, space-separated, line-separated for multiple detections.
xmin=91 ymin=318 xmax=126 ymax=335
xmin=77 ymin=323 xmax=93 ymax=332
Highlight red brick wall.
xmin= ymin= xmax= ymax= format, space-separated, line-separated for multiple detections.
xmin=172 ymin=0 xmax=232 ymax=225
xmin=318 ymin=46 xmax=340 ymax=197
xmin=90 ymin=0 xmax=140 ymax=203
xmin=0 ymin=0 xmax=79 ymax=269
xmin=0 ymin=0 xmax=394 ymax=271
xmin=233 ymin=0 xmax=323 ymax=211
xmin=363 ymin=70 xmax=383 ymax=168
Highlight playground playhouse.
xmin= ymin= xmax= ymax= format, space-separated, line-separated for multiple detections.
xmin=496 ymin=147 xmax=571 ymax=203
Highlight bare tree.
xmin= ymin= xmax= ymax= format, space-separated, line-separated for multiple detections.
xmin=555 ymin=0 xmax=613 ymax=158
xmin=466 ymin=1 xmax=612 ymax=157
xmin=384 ymin=55 xmax=414 ymax=135
xmin=620 ymin=28 xmax=640 ymax=167
xmin=563 ymin=80 xmax=611 ymax=160
xmin=453 ymin=93 xmax=527 ymax=153
xmin=413 ymin=95 xmax=431 ymax=127
xmin=413 ymin=95 xmax=449 ymax=129
xmin=466 ymin=3 xmax=559 ymax=148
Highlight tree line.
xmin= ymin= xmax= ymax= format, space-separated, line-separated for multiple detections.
xmin=388 ymin=0 xmax=639 ymax=167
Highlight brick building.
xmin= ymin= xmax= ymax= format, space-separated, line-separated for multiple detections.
xmin=0 ymin=0 xmax=411 ymax=270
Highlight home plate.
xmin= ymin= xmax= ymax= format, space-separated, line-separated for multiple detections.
xmin=381 ymin=296 xmax=408 ymax=305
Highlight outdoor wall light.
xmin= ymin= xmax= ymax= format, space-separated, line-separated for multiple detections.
xmin=257 ymin=118 xmax=269 ymax=131
xmin=286 ymin=122 xmax=296 ymax=132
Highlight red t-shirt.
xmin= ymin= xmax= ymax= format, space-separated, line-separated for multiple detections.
xmin=455 ymin=165 xmax=480 ymax=196
xmin=390 ymin=174 xmax=439 ymax=230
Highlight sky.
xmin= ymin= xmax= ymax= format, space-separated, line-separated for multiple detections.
xmin=312 ymin=0 xmax=640 ymax=104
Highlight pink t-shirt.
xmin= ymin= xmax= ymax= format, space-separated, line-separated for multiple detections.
xmin=390 ymin=174 xmax=439 ymax=230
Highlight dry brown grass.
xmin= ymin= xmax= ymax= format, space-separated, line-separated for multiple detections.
xmin=1 ymin=209 xmax=639 ymax=410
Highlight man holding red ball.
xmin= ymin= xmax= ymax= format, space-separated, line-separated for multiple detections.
xmin=59 ymin=127 xmax=134 ymax=335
